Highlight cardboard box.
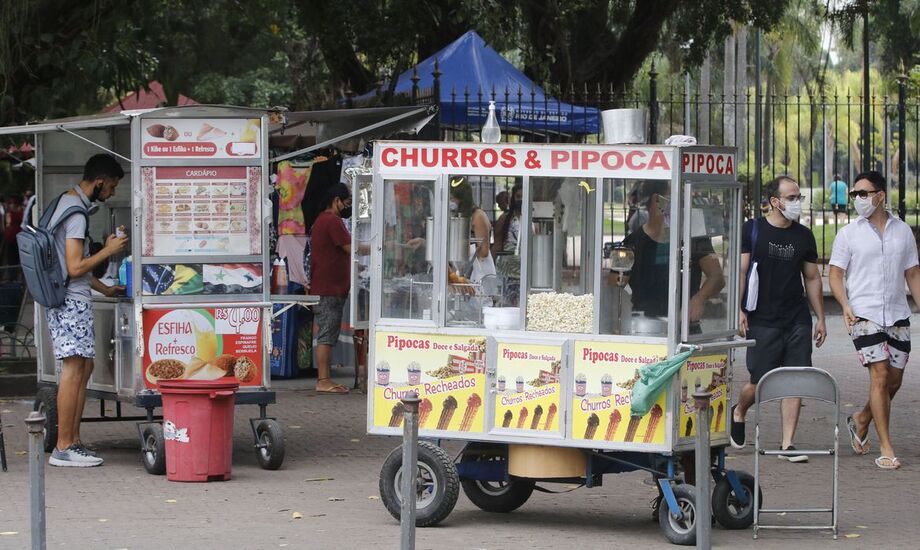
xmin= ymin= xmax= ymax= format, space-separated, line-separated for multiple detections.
xmin=508 ymin=444 xmax=586 ymax=479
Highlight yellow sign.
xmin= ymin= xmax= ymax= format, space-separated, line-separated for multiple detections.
xmin=373 ymin=332 xmax=486 ymax=433
xmin=494 ymin=343 xmax=563 ymax=432
xmin=678 ymin=354 xmax=729 ymax=438
xmin=571 ymin=342 xmax=668 ymax=444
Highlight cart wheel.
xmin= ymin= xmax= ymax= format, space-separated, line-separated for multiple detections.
xmin=255 ymin=419 xmax=285 ymax=470
xmin=658 ymin=483 xmax=697 ymax=546
xmin=33 ymin=387 xmax=58 ymax=453
xmin=459 ymin=451 xmax=534 ymax=513
xmin=141 ymin=424 xmax=166 ymax=475
xmin=379 ymin=441 xmax=460 ymax=527
xmin=711 ymin=472 xmax=761 ymax=529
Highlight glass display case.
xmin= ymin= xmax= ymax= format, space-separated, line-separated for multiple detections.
xmin=369 ymin=142 xmax=747 ymax=454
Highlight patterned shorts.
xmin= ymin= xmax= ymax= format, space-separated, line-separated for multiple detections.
xmin=851 ymin=318 xmax=910 ymax=370
xmin=46 ymin=298 xmax=95 ymax=360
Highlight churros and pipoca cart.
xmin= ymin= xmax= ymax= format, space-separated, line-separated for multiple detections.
xmin=365 ymin=140 xmax=758 ymax=544
xmin=0 ymin=105 xmax=312 ymax=474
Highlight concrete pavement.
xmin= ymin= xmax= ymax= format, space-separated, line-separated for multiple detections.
xmin=1 ymin=315 xmax=919 ymax=549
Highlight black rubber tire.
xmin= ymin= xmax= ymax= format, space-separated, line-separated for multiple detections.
xmin=33 ymin=387 xmax=58 ymax=453
xmin=379 ymin=441 xmax=460 ymax=527
xmin=711 ymin=472 xmax=762 ymax=530
xmin=459 ymin=449 xmax=534 ymax=513
xmin=141 ymin=424 xmax=166 ymax=475
xmin=255 ymin=419 xmax=285 ymax=470
xmin=658 ymin=483 xmax=698 ymax=546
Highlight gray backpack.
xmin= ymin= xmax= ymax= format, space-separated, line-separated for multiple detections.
xmin=17 ymin=194 xmax=88 ymax=308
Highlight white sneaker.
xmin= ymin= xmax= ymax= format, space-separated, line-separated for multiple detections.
xmin=49 ymin=445 xmax=104 ymax=467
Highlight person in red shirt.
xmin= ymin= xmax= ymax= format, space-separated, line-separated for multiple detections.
xmin=310 ymin=183 xmax=352 ymax=394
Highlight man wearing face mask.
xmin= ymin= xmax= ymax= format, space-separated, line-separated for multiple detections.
xmin=309 ymin=183 xmax=353 ymax=394
xmin=731 ymin=176 xmax=825 ymax=462
xmin=829 ymin=171 xmax=920 ymax=470
xmin=45 ymin=154 xmax=128 ymax=467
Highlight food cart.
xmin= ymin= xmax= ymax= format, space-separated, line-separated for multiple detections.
xmin=0 ymin=105 xmax=307 ymax=473
xmin=366 ymin=141 xmax=756 ymax=544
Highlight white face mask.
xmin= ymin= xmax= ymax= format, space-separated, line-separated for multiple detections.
xmin=779 ymin=198 xmax=801 ymax=221
xmin=448 ymin=201 xmax=459 ymax=212
xmin=854 ymin=195 xmax=878 ymax=218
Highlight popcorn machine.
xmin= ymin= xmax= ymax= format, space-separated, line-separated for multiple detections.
xmin=367 ymin=141 xmax=757 ymax=544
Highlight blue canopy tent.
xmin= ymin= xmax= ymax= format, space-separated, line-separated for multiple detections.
xmin=352 ymin=30 xmax=600 ymax=135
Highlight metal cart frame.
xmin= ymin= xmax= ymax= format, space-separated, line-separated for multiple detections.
xmin=366 ymin=141 xmax=757 ymax=545
xmin=1 ymin=106 xmax=288 ymax=473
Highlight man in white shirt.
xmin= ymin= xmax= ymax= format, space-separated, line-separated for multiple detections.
xmin=829 ymin=171 xmax=920 ymax=470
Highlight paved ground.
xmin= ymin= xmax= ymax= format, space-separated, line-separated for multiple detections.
xmin=1 ymin=315 xmax=919 ymax=549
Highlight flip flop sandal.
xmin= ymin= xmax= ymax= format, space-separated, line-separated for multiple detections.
xmin=316 ymin=379 xmax=350 ymax=394
xmin=846 ymin=416 xmax=870 ymax=455
xmin=875 ymin=456 xmax=901 ymax=470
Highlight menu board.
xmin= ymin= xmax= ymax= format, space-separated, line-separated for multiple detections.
xmin=570 ymin=342 xmax=668 ymax=445
xmin=142 ymin=307 xmax=263 ymax=389
xmin=142 ymin=166 xmax=261 ymax=256
xmin=493 ymin=342 xmax=563 ymax=433
xmin=678 ymin=354 xmax=729 ymax=438
xmin=141 ymin=118 xmax=261 ymax=159
xmin=372 ymin=332 xmax=486 ymax=433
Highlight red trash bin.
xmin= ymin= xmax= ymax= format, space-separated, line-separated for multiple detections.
xmin=158 ymin=379 xmax=239 ymax=482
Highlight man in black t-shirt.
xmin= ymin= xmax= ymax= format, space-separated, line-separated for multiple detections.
xmin=622 ymin=181 xmax=724 ymax=330
xmin=731 ymin=176 xmax=826 ymax=462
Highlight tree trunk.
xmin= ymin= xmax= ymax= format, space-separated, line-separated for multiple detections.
xmin=723 ymin=32 xmax=737 ymax=147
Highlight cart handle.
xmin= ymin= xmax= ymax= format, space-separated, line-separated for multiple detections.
xmin=678 ymin=338 xmax=756 ymax=353
xmin=142 ymin=302 xmax=272 ymax=310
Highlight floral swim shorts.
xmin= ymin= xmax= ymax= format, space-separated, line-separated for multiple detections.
xmin=850 ymin=317 xmax=910 ymax=370
xmin=46 ymin=298 xmax=95 ymax=360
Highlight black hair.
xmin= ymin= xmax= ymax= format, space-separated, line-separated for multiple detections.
xmin=500 ymin=183 xmax=524 ymax=245
xmin=449 ymin=180 xmax=475 ymax=216
xmin=854 ymin=170 xmax=887 ymax=192
xmin=83 ymin=153 xmax=124 ymax=181
xmin=764 ymin=175 xmax=798 ymax=199
xmin=323 ymin=182 xmax=350 ymax=209
xmin=637 ymin=180 xmax=669 ymax=205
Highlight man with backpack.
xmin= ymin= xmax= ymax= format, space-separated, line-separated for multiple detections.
xmin=731 ymin=176 xmax=826 ymax=462
xmin=40 ymin=154 xmax=128 ymax=466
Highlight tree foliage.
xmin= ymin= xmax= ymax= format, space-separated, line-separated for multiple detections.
xmin=2 ymin=0 xmax=797 ymax=125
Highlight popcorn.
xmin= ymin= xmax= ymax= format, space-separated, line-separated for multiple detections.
xmin=526 ymin=292 xmax=594 ymax=333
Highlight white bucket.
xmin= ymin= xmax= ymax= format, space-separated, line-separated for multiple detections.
xmin=602 ymin=109 xmax=647 ymax=144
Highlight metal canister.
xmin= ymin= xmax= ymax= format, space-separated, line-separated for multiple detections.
xmin=531 ymin=233 xmax=554 ymax=289
xmin=424 ymin=217 xmax=434 ymax=263
xmin=447 ymin=216 xmax=470 ymax=263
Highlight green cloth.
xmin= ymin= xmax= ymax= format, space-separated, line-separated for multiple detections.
xmin=629 ymin=350 xmax=693 ymax=417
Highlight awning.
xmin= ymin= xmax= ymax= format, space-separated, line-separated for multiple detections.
xmin=270 ymin=105 xmax=437 ymax=162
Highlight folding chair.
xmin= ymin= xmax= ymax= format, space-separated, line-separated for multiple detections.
xmin=754 ymin=367 xmax=839 ymax=539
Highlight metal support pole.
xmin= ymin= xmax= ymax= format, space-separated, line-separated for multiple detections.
xmin=649 ymin=61 xmax=659 ymax=144
xmin=898 ymin=70 xmax=908 ymax=220
xmin=400 ymin=393 xmax=421 ymax=550
xmin=754 ymin=28 xmax=763 ymax=217
xmin=862 ymin=7 xmax=871 ymax=172
xmin=684 ymin=71 xmax=692 ymax=136
xmin=693 ymin=390 xmax=713 ymax=550
xmin=25 ymin=412 xmax=47 ymax=550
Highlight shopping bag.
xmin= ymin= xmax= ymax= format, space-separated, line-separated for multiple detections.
xmin=629 ymin=351 xmax=693 ymax=417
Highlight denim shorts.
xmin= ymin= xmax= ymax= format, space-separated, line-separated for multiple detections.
xmin=314 ymin=295 xmax=346 ymax=346
xmin=46 ymin=297 xmax=95 ymax=359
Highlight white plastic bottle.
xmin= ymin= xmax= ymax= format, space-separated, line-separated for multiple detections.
xmin=481 ymin=100 xmax=502 ymax=143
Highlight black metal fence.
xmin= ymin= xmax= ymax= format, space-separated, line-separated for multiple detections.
xmin=365 ymin=64 xmax=920 ymax=263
